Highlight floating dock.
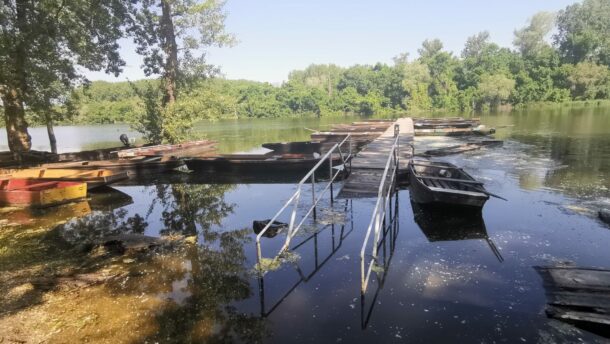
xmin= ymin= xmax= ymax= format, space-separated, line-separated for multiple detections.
xmin=339 ymin=118 xmax=414 ymax=198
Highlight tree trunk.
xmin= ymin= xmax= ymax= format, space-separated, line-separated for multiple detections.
xmin=1 ymin=86 xmax=31 ymax=153
xmin=160 ymin=0 xmax=179 ymax=106
xmin=45 ymin=113 xmax=57 ymax=154
xmin=2 ymin=0 xmax=32 ymax=153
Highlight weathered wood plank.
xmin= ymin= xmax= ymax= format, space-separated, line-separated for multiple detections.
xmin=539 ymin=267 xmax=610 ymax=292
xmin=548 ymin=291 xmax=610 ymax=309
xmin=339 ymin=118 xmax=413 ymax=198
xmin=547 ymin=306 xmax=610 ymax=325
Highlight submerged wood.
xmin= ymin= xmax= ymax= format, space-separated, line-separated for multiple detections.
xmin=253 ymin=219 xmax=288 ymax=238
xmin=536 ymin=266 xmax=610 ymax=328
xmin=599 ymin=209 xmax=610 ymax=225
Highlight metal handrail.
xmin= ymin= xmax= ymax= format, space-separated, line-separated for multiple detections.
xmin=256 ymin=134 xmax=353 ymax=263
xmin=360 ymin=125 xmax=400 ymax=293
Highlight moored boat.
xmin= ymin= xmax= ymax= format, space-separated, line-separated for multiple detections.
xmin=185 ymin=153 xmax=341 ymax=175
xmin=0 ymin=168 xmax=128 ymax=190
xmin=262 ymin=141 xmax=321 ymax=155
xmin=41 ymin=156 xmax=184 ymax=178
xmin=408 ymin=160 xmax=490 ymax=208
xmin=114 ymin=140 xmax=217 ymax=158
xmin=0 ymin=179 xmax=87 ymax=208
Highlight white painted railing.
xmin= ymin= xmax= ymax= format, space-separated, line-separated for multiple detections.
xmin=360 ymin=125 xmax=400 ymax=293
xmin=256 ymin=135 xmax=353 ymax=263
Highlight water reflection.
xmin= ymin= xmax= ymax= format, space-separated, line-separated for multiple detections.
xmin=102 ymin=227 xmax=268 ymax=342
xmin=51 ymin=182 xmax=267 ymax=342
xmin=480 ymin=107 xmax=610 ymax=207
xmin=1 ymin=200 xmax=91 ymax=229
xmin=257 ymin=200 xmax=354 ymax=318
xmin=361 ymin=195 xmax=400 ymax=329
xmin=152 ymin=183 xmax=235 ymax=237
xmin=411 ymin=202 xmax=503 ymax=262
xmin=88 ymin=187 xmax=134 ymax=211
xmin=57 ymin=183 xmax=235 ymax=245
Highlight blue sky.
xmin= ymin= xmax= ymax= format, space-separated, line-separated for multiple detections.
xmin=85 ymin=0 xmax=578 ymax=84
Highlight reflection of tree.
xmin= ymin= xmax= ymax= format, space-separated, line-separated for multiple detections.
xmin=129 ymin=183 xmax=263 ymax=341
xmin=154 ymin=183 xmax=236 ymax=237
xmin=58 ymin=209 xmax=148 ymax=244
xmin=111 ymin=227 xmax=267 ymax=342
xmin=56 ymin=182 xmax=264 ymax=341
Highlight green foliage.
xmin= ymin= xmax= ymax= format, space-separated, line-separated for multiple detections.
xmin=129 ymin=0 xmax=236 ymax=143
xmin=477 ymin=74 xmax=516 ymax=108
xmin=61 ymin=0 xmax=610 ymax=130
xmin=514 ymin=12 xmax=556 ymax=56
xmin=555 ymin=0 xmax=610 ymax=65
xmin=0 ymin=0 xmax=134 ymax=151
xmin=401 ymin=61 xmax=432 ymax=111
xmin=567 ymin=62 xmax=610 ymax=100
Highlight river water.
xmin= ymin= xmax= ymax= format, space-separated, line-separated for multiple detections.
xmin=1 ymin=106 xmax=609 ymax=343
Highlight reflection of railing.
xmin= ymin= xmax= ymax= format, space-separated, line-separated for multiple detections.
xmin=256 ymin=135 xmax=353 ymax=262
xmin=361 ymin=195 xmax=399 ymax=329
xmin=360 ymin=125 xmax=400 ymax=294
xmin=258 ymin=200 xmax=354 ymax=317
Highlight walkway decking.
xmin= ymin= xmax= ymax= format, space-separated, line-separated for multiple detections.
xmin=339 ymin=118 xmax=414 ymax=198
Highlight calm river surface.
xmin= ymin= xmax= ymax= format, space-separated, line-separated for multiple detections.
xmin=1 ymin=106 xmax=609 ymax=343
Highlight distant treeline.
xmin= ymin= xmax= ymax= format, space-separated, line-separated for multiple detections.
xmin=53 ymin=0 xmax=610 ymax=125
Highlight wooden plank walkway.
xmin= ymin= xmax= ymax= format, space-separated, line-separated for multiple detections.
xmin=339 ymin=118 xmax=414 ymax=198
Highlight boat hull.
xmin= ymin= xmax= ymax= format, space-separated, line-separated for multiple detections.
xmin=408 ymin=161 xmax=489 ymax=209
xmin=0 ymin=179 xmax=87 ymax=208
xmin=185 ymin=156 xmax=336 ymax=175
xmin=0 ymin=168 xmax=128 ymax=190
xmin=41 ymin=158 xmax=184 ymax=179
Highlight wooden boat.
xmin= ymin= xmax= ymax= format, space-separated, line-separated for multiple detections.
xmin=414 ymin=117 xmax=481 ymax=129
xmin=421 ymin=140 xmax=503 ymax=157
xmin=408 ymin=160 xmax=490 ymax=208
xmin=262 ymin=141 xmax=322 ymax=155
xmin=0 ymin=179 xmax=87 ymax=208
xmin=185 ymin=153 xmax=341 ymax=175
xmin=114 ymin=140 xmax=217 ymax=158
xmin=0 ymin=168 xmax=128 ymax=190
xmin=41 ymin=156 xmax=184 ymax=178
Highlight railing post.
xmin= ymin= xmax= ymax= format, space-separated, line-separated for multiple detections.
xmin=311 ymin=172 xmax=316 ymax=221
xmin=329 ymin=156 xmax=334 ymax=205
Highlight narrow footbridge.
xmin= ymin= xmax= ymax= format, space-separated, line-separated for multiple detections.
xmin=339 ymin=118 xmax=414 ymax=197
xmin=256 ymin=118 xmax=413 ymax=296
